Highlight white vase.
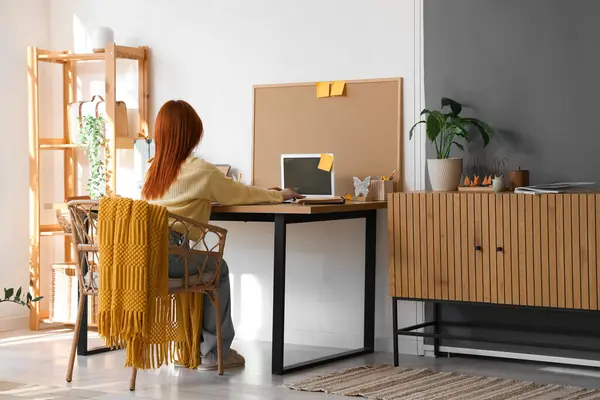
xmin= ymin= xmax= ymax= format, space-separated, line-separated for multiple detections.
xmin=427 ymin=158 xmax=463 ymax=191
xmin=91 ymin=27 xmax=114 ymax=52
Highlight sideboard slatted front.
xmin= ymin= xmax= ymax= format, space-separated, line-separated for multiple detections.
xmin=388 ymin=192 xmax=600 ymax=310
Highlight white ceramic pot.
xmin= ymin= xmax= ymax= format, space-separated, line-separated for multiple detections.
xmin=91 ymin=27 xmax=114 ymax=52
xmin=427 ymin=158 xmax=463 ymax=191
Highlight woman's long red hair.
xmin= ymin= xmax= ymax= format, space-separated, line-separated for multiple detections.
xmin=142 ymin=100 xmax=203 ymax=200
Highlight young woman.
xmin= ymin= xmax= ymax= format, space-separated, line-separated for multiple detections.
xmin=142 ymin=100 xmax=301 ymax=370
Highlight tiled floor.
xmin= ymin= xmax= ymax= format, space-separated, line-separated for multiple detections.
xmin=1 ymin=329 xmax=600 ymax=399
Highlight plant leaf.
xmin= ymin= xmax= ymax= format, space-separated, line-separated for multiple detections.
xmin=453 ymin=141 xmax=465 ymax=151
xmin=4 ymin=288 xmax=13 ymax=300
xmin=464 ymin=117 xmax=493 ymax=147
xmin=441 ymin=97 xmax=463 ymax=116
xmin=426 ymin=111 xmax=443 ymax=143
xmin=420 ymin=109 xmax=431 ymax=116
xmin=409 ymin=120 xmax=426 ymax=140
xmin=15 ymin=287 xmax=22 ymax=300
xmin=452 ymin=122 xmax=470 ymax=139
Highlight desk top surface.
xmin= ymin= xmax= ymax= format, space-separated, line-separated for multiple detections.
xmin=212 ymin=201 xmax=387 ymax=215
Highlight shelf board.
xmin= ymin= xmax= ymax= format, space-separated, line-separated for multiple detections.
xmin=41 ymin=231 xmax=68 ymax=237
xmin=40 ymin=144 xmax=78 ymax=150
xmin=37 ymin=45 xmax=145 ymax=63
xmin=38 ymin=52 xmax=105 ymax=62
xmin=40 ymin=224 xmax=68 ymax=237
xmin=38 ymin=139 xmax=141 ymax=150
xmin=115 ymin=137 xmax=134 ymax=149
xmin=40 ymin=320 xmax=71 ymax=330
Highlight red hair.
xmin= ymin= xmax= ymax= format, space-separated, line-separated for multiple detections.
xmin=142 ymin=100 xmax=203 ymax=200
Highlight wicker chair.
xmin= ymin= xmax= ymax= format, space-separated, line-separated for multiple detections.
xmin=65 ymin=200 xmax=228 ymax=390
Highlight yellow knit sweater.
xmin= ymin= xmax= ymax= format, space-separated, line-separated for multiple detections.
xmin=148 ymin=157 xmax=283 ymax=224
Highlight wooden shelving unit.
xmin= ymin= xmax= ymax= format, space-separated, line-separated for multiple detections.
xmin=27 ymin=43 xmax=150 ymax=330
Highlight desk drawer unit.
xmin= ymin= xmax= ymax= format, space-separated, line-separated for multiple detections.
xmin=388 ymin=192 xmax=600 ymax=310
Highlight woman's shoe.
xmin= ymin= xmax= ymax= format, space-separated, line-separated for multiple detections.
xmin=197 ymin=349 xmax=245 ymax=371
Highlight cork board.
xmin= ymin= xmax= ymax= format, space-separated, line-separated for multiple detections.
xmin=252 ymin=78 xmax=403 ymax=196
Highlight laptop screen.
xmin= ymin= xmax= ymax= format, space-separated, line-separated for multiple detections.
xmin=282 ymin=156 xmax=333 ymax=195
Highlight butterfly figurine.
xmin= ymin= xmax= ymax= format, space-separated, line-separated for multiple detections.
xmin=353 ymin=176 xmax=372 ymax=197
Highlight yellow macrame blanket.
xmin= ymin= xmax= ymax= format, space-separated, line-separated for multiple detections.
xmin=98 ymin=197 xmax=203 ymax=369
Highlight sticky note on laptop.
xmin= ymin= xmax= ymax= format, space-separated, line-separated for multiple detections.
xmin=316 ymin=82 xmax=330 ymax=98
xmin=330 ymin=81 xmax=346 ymax=96
xmin=318 ymin=154 xmax=334 ymax=171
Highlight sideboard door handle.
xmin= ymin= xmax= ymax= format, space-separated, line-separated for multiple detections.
xmin=474 ymin=245 xmax=482 ymax=251
xmin=497 ymin=246 xmax=504 ymax=252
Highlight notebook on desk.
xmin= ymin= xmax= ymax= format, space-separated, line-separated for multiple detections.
xmin=295 ymin=197 xmax=344 ymax=205
xmin=281 ymin=154 xmax=336 ymax=200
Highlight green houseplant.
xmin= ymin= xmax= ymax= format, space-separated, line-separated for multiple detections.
xmin=409 ymin=97 xmax=494 ymax=191
xmin=1 ymin=287 xmax=42 ymax=309
xmin=79 ymin=115 xmax=106 ymax=199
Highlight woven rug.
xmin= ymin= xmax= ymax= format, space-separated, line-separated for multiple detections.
xmin=287 ymin=365 xmax=600 ymax=400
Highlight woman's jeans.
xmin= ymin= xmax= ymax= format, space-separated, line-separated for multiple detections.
xmin=168 ymin=232 xmax=235 ymax=358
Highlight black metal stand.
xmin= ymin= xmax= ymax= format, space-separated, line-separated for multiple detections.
xmin=432 ymin=301 xmax=441 ymax=357
xmin=391 ymin=298 xmax=600 ymax=367
xmin=212 ymin=209 xmax=377 ymax=375
xmin=76 ymin=216 xmax=114 ymax=356
xmin=76 ymin=295 xmax=113 ymax=356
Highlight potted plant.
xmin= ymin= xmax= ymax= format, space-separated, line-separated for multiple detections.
xmin=1 ymin=287 xmax=42 ymax=308
xmin=55 ymin=115 xmax=106 ymax=234
xmin=409 ymin=97 xmax=494 ymax=191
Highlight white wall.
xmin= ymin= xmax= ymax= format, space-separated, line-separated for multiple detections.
xmin=43 ymin=0 xmax=425 ymax=353
xmin=0 ymin=0 xmax=51 ymax=331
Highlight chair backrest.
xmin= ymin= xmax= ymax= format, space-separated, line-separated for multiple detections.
xmin=166 ymin=212 xmax=228 ymax=290
xmin=67 ymin=199 xmax=228 ymax=292
xmin=67 ymin=200 xmax=100 ymax=294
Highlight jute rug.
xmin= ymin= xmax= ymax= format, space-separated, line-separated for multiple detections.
xmin=287 ymin=365 xmax=600 ymax=399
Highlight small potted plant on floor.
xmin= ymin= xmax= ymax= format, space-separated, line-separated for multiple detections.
xmin=1 ymin=287 xmax=42 ymax=308
xmin=409 ymin=97 xmax=494 ymax=191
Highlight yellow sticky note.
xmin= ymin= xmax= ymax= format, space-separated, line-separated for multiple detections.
xmin=331 ymin=81 xmax=346 ymax=96
xmin=318 ymin=153 xmax=334 ymax=171
xmin=316 ymin=82 xmax=330 ymax=98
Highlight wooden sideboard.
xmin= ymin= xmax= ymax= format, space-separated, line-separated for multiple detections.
xmin=388 ymin=192 xmax=599 ymax=310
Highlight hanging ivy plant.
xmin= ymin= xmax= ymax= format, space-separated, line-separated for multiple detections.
xmin=79 ymin=115 xmax=106 ymax=199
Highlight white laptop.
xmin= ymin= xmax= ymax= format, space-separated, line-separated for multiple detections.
xmin=281 ymin=154 xmax=335 ymax=199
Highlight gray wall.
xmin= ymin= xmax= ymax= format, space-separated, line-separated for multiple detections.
xmin=424 ymin=0 xmax=600 ymax=184
xmin=423 ymin=0 xmax=600 ymax=359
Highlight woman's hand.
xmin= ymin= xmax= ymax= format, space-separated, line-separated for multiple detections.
xmin=267 ymin=187 xmax=304 ymax=200
xmin=281 ymin=188 xmax=304 ymax=201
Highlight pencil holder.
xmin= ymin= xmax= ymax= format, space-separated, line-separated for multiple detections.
xmin=369 ymin=180 xmax=394 ymax=201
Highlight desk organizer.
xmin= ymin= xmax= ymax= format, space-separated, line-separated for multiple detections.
xmin=370 ymin=180 xmax=395 ymax=201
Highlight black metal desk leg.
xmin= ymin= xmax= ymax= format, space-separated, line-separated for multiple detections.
xmin=77 ymin=252 xmax=89 ymax=356
xmin=364 ymin=210 xmax=376 ymax=352
xmin=76 ymin=222 xmax=112 ymax=357
xmin=392 ymin=297 xmax=399 ymax=366
xmin=272 ymin=214 xmax=287 ymax=375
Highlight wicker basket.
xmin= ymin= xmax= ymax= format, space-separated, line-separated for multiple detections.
xmin=50 ymin=263 xmax=98 ymax=325
xmin=56 ymin=209 xmax=72 ymax=233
